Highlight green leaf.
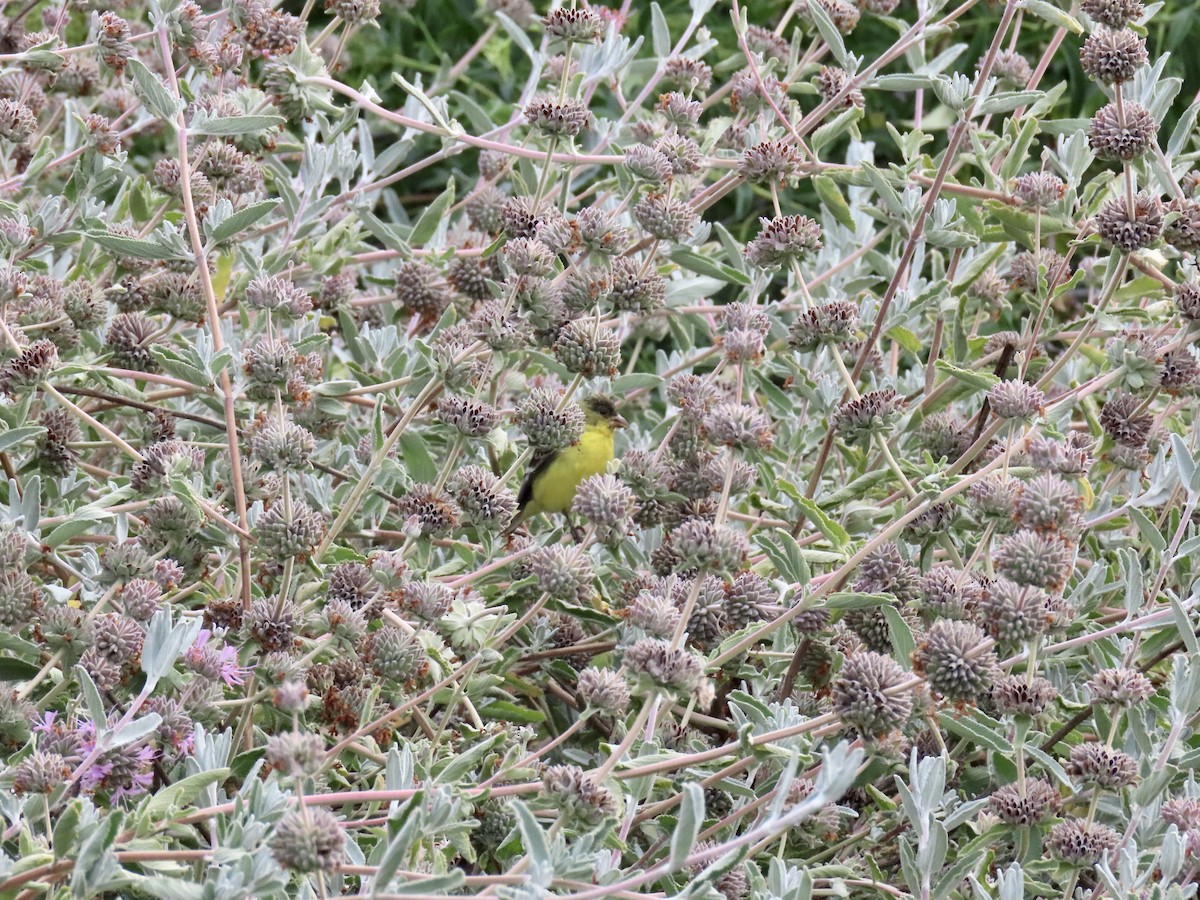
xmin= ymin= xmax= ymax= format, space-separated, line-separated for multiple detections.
xmin=806 ymin=0 xmax=847 ymax=65
xmin=888 ymin=326 xmax=923 ymax=355
xmin=978 ymin=91 xmax=1043 ymax=115
xmin=89 ymin=231 xmax=184 ymax=261
xmin=870 ymin=74 xmax=936 ymax=91
xmin=410 ymin=178 xmax=456 ymax=246
xmin=825 ymin=591 xmax=894 ymax=610
xmin=670 ymin=783 xmax=704 ymax=868
xmin=813 ymin=175 xmax=856 ymax=230
xmin=793 ymin=495 xmax=850 ymax=549
xmin=512 ymin=800 xmax=549 ymax=869
xmin=939 ymin=708 xmax=1012 ymax=754
xmin=0 ymin=656 xmax=40 ymax=680
xmin=1127 ymin=505 xmax=1167 ymax=555
xmin=74 ymin=666 xmax=107 ymax=725
xmin=206 ymin=199 xmax=280 ymax=245
xmin=1019 ymin=0 xmax=1083 ymax=33
xmin=479 ymin=700 xmax=546 ymax=723
xmin=141 ymin=769 xmax=231 ymax=824
xmin=44 ymin=509 xmax=110 ymax=549
xmin=127 ymin=59 xmax=183 ymax=122
xmin=651 ymin=2 xmax=671 ymax=57
xmin=669 ymin=248 xmax=750 ymax=285
xmin=0 ymin=425 xmax=46 ymax=453
xmin=756 ymin=530 xmax=810 ymax=585
xmin=936 ymin=359 xmax=999 ymax=393
xmin=398 ymin=431 xmax=438 ymax=483
xmin=811 ymin=106 xmax=863 ymax=153
xmin=882 ymin=605 xmax=915 ymax=669
xmin=190 ymin=114 xmax=285 ymax=136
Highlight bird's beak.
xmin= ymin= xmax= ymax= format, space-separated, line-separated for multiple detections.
xmin=612 ymin=415 xmax=629 ymax=429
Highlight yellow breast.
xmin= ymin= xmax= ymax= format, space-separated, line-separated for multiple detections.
xmin=529 ymin=425 xmax=615 ymax=515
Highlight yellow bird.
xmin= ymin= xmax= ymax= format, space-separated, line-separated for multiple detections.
xmin=509 ymin=394 xmax=628 ymax=533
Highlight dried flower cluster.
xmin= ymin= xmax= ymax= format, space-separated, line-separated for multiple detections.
xmin=0 ymin=0 xmax=1198 ymax=897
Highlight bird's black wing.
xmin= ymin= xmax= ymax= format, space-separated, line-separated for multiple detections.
xmin=516 ymin=447 xmax=556 ymax=511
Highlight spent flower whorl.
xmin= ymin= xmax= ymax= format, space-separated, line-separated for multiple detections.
xmin=436 ymin=395 xmax=501 ymax=438
xmin=1081 ymin=0 xmax=1144 ymax=27
xmin=633 ymin=194 xmax=699 ymax=242
xmin=524 ymin=97 xmax=590 ymax=138
xmin=990 ymin=673 xmax=1058 ymax=717
xmin=1066 ymin=743 xmax=1138 ymax=789
xmin=449 ymin=465 xmax=516 ymax=529
xmin=624 ymin=637 xmax=712 ymax=707
xmin=831 ymin=651 xmax=913 ymax=738
xmin=995 ymin=529 xmax=1074 ymax=591
xmin=832 ymin=388 xmax=903 ymax=444
xmin=738 ymin=140 xmax=803 ymax=185
xmin=573 ymin=474 xmax=637 ymax=542
xmin=914 ymin=619 xmax=998 ymax=703
xmin=1088 ymin=667 xmax=1154 ymax=706
xmin=249 ymin=417 xmax=314 ymax=472
xmin=1096 ymin=191 xmax=1163 ymax=252
xmin=1089 ymin=100 xmax=1157 ymax=161
xmin=269 ymin=807 xmax=345 ymax=875
xmin=517 ymin=388 xmax=586 ymax=450
xmin=527 ymin=545 xmax=595 ymax=604
xmin=543 ymin=8 xmax=604 ymax=43
xmin=745 ymin=215 xmax=822 ymax=268
xmin=541 ymin=764 xmax=618 ymax=825
xmin=988 ymin=779 xmax=1061 ymax=826
xmin=553 ymin=319 xmax=621 ymax=377
xmin=987 ymin=379 xmax=1045 ymax=421
xmin=1080 ymin=28 xmax=1148 ymax=83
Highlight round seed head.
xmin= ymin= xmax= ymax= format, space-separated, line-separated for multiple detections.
xmin=832 ymin=388 xmax=903 ymax=444
xmin=1066 ymin=743 xmax=1138 ymax=789
xmin=394 ymin=260 xmax=450 ymax=319
xmin=1080 ymin=27 xmax=1147 ymax=83
xmin=989 ymin=673 xmax=1058 ymax=717
xmin=788 ymin=300 xmax=858 ymax=352
xmin=815 ymin=66 xmax=864 ymax=109
xmin=517 ymin=387 xmax=586 ymax=450
xmin=250 ymin=417 xmax=314 ymax=472
xmin=1012 ymin=172 xmax=1066 ymax=208
xmin=654 ymin=134 xmax=702 ymax=176
xmin=977 ymin=577 xmax=1050 ymax=643
xmin=269 ymin=807 xmax=345 ymax=875
xmin=667 ymin=517 xmax=750 ymax=574
xmin=1096 ymin=191 xmax=1163 ymax=252
xmin=396 ymin=484 xmax=460 ymax=537
xmin=554 ymin=319 xmax=621 ymax=377
xmin=119 ymin=579 xmax=162 ymax=622
xmin=528 ymin=544 xmax=595 ymax=604
xmin=1162 ymin=798 xmax=1200 ymax=831
xmin=1089 ymin=100 xmax=1157 ymax=161
xmin=988 ymin=779 xmax=1061 ymax=826
xmin=832 ymin=651 xmax=913 ymax=738
xmin=916 ymin=567 xmax=981 ymax=622
xmin=662 ymin=56 xmax=713 ymax=94
xmin=1 ymin=339 xmax=56 ymax=391
xmin=1081 ymin=0 xmax=1144 ymax=27
xmin=1100 ymin=392 xmax=1153 ymax=447
xmin=573 ymin=473 xmax=637 ymax=538
xmin=987 ymin=379 xmax=1045 ymax=420
xmin=255 ymin=499 xmax=326 ymax=560
xmin=745 ymin=215 xmax=822 ymax=268
xmin=623 ymin=144 xmax=674 ymax=185
xmin=436 ymin=395 xmax=501 ymax=437
xmin=465 ymin=184 xmax=506 ymax=233
xmin=1165 ymin=197 xmax=1200 ymax=251
xmin=915 ymin=619 xmax=998 ymax=703
xmin=524 ymin=97 xmax=590 ymax=138
xmin=988 ymin=49 xmax=1033 ymax=86
xmin=995 ymin=529 xmax=1074 ymax=591
xmin=0 ymin=98 xmax=35 ymax=143
xmin=624 ymin=637 xmax=710 ymax=706
xmin=738 ymin=140 xmax=803 ymax=186
xmin=576 ymin=207 xmax=629 ymax=256
xmin=541 ymin=764 xmax=618 ymax=825
xmin=265 ymin=731 xmax=325 ymax=779
xmin=704 ymin=402 xmax=773 ymax=451
xmin=543 ymin=8 xmax=604 ymax=43
xmin=633 ymin=193 xmax=699 ymax=242
xmin=362 ymin=625 xmax=428 ymax=683
xmin=1088 ymin=667 xmax=1154 ymax=707
xmin=608 ymin=256 xmax=665 ymax=313
xmin=449 ymin=465 xmax=517 ymax=529
xmin=577 ymin=667 xmax=631 ymax=715
xmin=725 ymin=571 xmax=775 ymax=628
xmin=9 ymin=750 xmax=70 ymax=795
xmin=244 ymin=274 xmax=312 ymax=318
xmin=1016 ymin=474 xmax=1081 ymax=531
xmin=1174 ymin=281 xmax=1200 ymax=321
